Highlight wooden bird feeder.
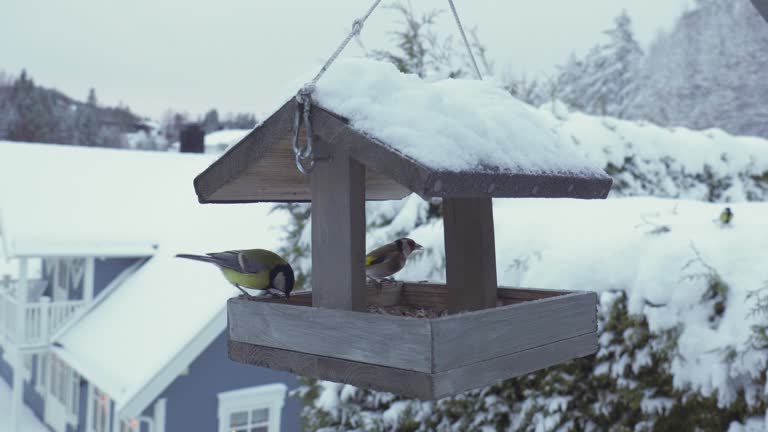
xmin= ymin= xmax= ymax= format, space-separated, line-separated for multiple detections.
xmin=193 ymin=94 xmax=612 ymax=399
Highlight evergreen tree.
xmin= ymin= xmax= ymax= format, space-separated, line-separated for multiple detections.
xmin=7 ymin=70 xmax=57 ymax=143
xmin=629 ymin=0 xmax=768 ymax=137
xmin=202 ymin=109 xmax=220 ymax=133
xmin=556 ymin=11 xmax=643 ymax=118
xmin=74 ymin=89 xmax=102 ymax=146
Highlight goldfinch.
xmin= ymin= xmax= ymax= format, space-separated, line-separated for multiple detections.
xmin=719 ymin=207 xmax=733 ymax=225
xmin=365 ymin=238 xmax=423 ymax=280
xmin=176 ymin=249 xmax=294 ymax=299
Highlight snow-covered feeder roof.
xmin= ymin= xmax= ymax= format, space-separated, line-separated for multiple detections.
xmin=194 ymin=59 xmax=612 ymax=203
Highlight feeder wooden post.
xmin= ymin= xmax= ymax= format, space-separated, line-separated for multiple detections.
xmin=311 ymin=140 xmax=367 ymax=311
xmin=443 ymin=198 xmax=497 ymax=313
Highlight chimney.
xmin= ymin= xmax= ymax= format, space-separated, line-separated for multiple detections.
xmin=179 ymin=123 xmax=204 ymax=153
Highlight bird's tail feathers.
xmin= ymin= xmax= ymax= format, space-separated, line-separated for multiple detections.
xmin=175 ymin=254 xmax=220 ymax=265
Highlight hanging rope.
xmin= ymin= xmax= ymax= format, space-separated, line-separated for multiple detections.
xmin=292 ymin=0 xmax=383 ymax=174
xmin=447 ymin=0 xmax=483 ymax=80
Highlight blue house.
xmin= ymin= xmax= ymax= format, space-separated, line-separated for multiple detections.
xmin=0 ymin=141 xmax=302 ymax=432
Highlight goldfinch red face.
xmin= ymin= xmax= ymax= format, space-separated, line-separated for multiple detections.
xmin=402 ymin=238 xmax=424 ymax=257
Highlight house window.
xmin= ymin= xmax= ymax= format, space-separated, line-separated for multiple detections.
xmin=49 ymin=354 xmax=80 ymax=419
xmin=217 ymin=383 xmax=287 ymax=432
xmin=91 ymin=386 xmax=111 ymax=432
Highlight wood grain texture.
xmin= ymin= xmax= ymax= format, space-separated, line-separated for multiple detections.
xmin=229 ymin=340 xmax=436 ymax=399
xmin=443 ymin=198 xmax=498 ymax=313
xmin=431 ymin=291 xmax=598 ymax=372
xmin=431 ymin=332 xmax=597 ymax=398
xmin=310 ymin=138 xmax=367 ymax=311
xmin=228 ymin=298 xmax=433 ymax=372
xmin=228 ymin=332 xmax=597 ymax=400
xmin=194 ymin=101 xmax=612 ymax=203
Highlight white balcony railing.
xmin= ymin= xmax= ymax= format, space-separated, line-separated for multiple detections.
xmin=0 ymin=279 xmax=86 ymax=347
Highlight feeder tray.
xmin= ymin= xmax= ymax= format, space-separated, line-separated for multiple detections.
xmin=193 ymin=81 xmax=611 ymax=398
xmin=228 ymin=282 xmax=596 ymax=399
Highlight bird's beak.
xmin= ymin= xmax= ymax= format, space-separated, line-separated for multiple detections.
xmin=413 ymin=243 xmax=424 ymax=252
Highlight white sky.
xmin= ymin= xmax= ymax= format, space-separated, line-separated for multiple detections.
xmin=0 ymin=0 xmax=691 ymax=119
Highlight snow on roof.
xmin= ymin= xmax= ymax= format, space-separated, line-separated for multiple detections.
xmin=0 ymin=141 xmax=275 ymax=256
xmin=0 ymin=141 xmax=287 ymax=414
xmin=308 ymin=59 xmax=605 ymax=177
xmin=54 ymin=252 xmax=234 ymax=415
xmin=394 ymin=196 xmax=768 ymax=407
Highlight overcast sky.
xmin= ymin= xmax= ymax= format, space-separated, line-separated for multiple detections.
xmin=0 ymin=0 xmax=691 ymax=119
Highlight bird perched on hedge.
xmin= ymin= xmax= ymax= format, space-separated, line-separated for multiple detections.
xmin=176 ymin=249 xmax=294 ymax=300
xmin=365 ymin=238 xmax=423 ymax=281
xmin=719 ymin=207 xmax=733 ymax=225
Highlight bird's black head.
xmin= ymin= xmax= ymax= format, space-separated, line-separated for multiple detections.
xmin=269 ymin=263 xmax=295 ymax=299
xmin=725 ymin=207 xmax=732 ymax=213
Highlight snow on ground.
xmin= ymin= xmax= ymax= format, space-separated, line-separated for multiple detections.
xmin=0 ymin=378 xmax=48 ymax=432
xmin=385 ymin=197 xmax=768 ymax=406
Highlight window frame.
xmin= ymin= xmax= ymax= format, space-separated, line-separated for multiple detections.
xmin=217 ymin=383 xmax=287 ymax=432
xmin=90 ymin=385 xmax=111 ymax=432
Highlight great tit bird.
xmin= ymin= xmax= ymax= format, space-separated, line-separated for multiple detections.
xmin=719 ymin=207 xmax=733 ymax=225
xmin=365 ymin=238 xmax=423 ymax=280
xmin=176 ymin=249 xmax=295 ymax=300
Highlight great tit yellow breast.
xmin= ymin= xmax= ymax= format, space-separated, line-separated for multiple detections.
xmin=221 ymin=268 xmax=270 ymax=290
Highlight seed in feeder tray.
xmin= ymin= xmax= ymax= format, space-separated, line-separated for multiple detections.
xmin=367 ymin=304 xmax=447 ymax=318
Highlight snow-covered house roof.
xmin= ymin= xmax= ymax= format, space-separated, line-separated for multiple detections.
xmin=193 ymin=59 xmax=612 ymax=203
xmin=0 ymin=141 xmax=286 ymax=418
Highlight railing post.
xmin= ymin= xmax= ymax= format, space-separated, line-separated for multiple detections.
xmin=83 ymin=257 xmax=95 ymax=302
xmin=15 ymin=258 xmax=28 ymax=345
xmin=40 ymin=297 xmax=51 ymax=344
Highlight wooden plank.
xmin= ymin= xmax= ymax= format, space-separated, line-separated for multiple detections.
xmin=194 ymin=100 xmax=411 ymax=203
xmin=210 ymin=136 xmax=410 ymax=202
xmin=311 ymin=137 xmax=367 ymax=311
xmin=496 ymin=286 xmax=571 ymax=301
xmin=313 ymin=107 xmax=433 ymax=199
xmin=229 ymin=340 xmax=436 ymax=399
xmin=431 ymin=291 xmax=597 ymax=372
xmin=443 ymin=198 xmax=497 ymax=313
xmin=431 ymin=332 xmax=597 ymax=398
xmin=194 ymin=99 xmax=295 ymax=203
xmin=229 ymin=332 xmax=597 ymax=400
xmin=400 ymin=283 xmax=449 ymax=309
xmin=421 ymin=170 xmax=612 ymax=199
xmin=752 ymin=0 xmax=768 ymax=23
xmin=228 ymin=298 xmax=433 ymax=372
